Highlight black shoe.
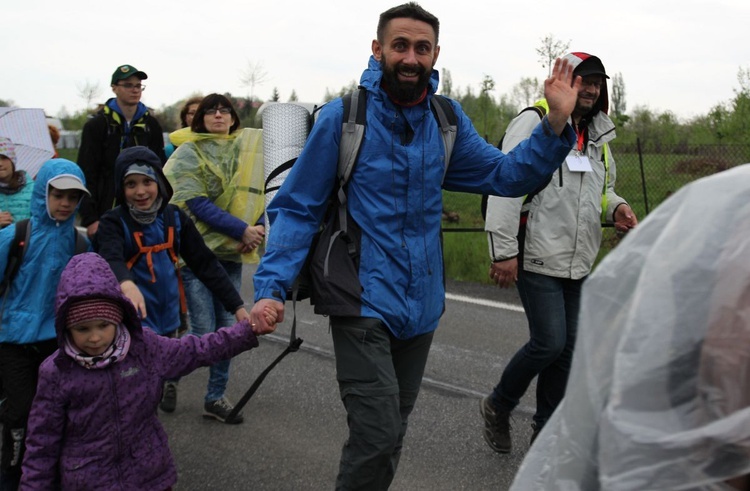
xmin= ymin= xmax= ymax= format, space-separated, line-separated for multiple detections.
xmin=530 ymin=422 xmax=543 ymax=446
xmin=203 ymin=397 xmax=244 ymax=424
xmin=160 ymin=382 xmax=177 ymax=413
xmin=480 ymin=396 xmax=512 ymax=453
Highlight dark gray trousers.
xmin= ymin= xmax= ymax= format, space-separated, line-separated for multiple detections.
xmin=330 ymin=317 xmax=434 ymax=491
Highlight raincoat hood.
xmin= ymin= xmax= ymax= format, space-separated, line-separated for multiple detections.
xmin=511 ymin=163 xmax=750 ymax=490
xmin=114 ymin=145 xmax=173 ymax=211
xmin=32 ymin=159 xmax=87 ymax=226
xmin=563 ymin=52 xmax=609 ymax=117
xmin=54 ymin=252 xmax=143 ymax=355
xmin=360 ymin=55 xmax=440 ymax=97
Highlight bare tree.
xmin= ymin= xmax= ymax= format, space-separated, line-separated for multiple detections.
xmin=511 ymin=77 xmax=542 ymax=108
xmin=240 ymin=60 xmax=269 ymax=101
xmin=536 ymin=34 xmax=570 ymax=77
xmin=77 ymin=80 xmax=102 ymax=109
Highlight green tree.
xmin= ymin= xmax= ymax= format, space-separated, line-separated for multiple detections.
xmin=478 ymin=75 xmax=496 ymax=140
xmin=288 ymin=90 xmax=298 ymax=102
xmin=323 ymin=80 xmax=358 ymax=102
xmin=441 ymin=68 xmax=453 ymax=97
xmin=610 ymin=72 xmax=629 ymax=127
xmin=271 ymin=87 xmax=280 ymax=102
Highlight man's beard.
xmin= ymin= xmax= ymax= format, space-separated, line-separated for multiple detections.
xmin=380 ymin=56 xmax=432 ymax=103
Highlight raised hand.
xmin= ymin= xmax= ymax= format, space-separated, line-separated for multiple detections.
xmin=544 ymin=58 xmax=582 ymax=134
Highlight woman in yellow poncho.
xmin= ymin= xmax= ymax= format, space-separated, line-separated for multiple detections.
xmin=163 ymin=93 xmax=264 ymax=423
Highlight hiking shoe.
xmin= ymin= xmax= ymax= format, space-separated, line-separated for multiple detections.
xmin=530 ymin=422 xmax=543 ymax=446
xmin=480 ymin=395 xmax=512 ymax=453
xmin=159 ymin=382 xmax=177 ymax=413
xmin=203 ymin=397 xmax=244 ymax=424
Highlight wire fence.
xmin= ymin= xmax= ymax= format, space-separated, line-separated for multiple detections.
xmin=441 ymin=142 xmax=750 ymax=233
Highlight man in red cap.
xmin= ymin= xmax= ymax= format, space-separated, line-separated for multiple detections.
xmin=77 ymin=64 xmax=166 ymax=238
xmin=481 ymin=52 xmax=638 ymax=454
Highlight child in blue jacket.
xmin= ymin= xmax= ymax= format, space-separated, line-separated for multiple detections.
xmin=0 ymin=159 xmax=89 ymax=489
xmin=94 ymin=146 xmax=251 ymax=418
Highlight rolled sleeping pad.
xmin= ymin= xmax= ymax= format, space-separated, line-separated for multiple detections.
xmin=261 ymin=103 xmax=313 ymax=239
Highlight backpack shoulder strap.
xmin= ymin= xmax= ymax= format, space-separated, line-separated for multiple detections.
xmin=163 ymin=204 xmax=180 ymax=257
xmin=0 ymin=219 xmax=31 ymax=316
xmin=430 ymin=95 xmax=458 ymax=182
xmin=338 ymin=86 xmax=367 ymax=187
xmin=332 ymin=87 xmax=368 ymax=246
xmin=3 ymin=218 xmax=30 ymax=283
xmin=74 ymin=228 xmax=88 ymax=255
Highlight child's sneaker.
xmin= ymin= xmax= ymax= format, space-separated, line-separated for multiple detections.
xmin=159 ymin=382 xmax=177 ymax=413
xmin=203 ymin=397 xmax=244 ymax=424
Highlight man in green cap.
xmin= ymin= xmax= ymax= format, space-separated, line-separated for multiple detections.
xmin=77 ymin=64 xmax=166 ymax=238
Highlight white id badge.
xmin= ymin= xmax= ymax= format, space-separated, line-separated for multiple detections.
xmin=565 ymin=154 xmax=593 ymax=172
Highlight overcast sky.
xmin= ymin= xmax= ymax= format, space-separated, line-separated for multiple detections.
xmin=2 ymin=0 xmax=747 ymax=123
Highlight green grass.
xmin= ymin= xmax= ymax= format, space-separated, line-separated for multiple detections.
xmin=440 ymin=151 xmax=743 ymax=284
xmin=57 ymin=145 xmax=736 ymax=285
xmin=57 ymin=148 xmax=78 ymax=161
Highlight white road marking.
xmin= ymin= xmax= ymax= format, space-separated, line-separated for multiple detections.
xmin=445 ymin=293 xmax=524 ymax=313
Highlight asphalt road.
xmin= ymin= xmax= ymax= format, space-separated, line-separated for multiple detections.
xmin=160 ymin=267 xmax=540 ymax=490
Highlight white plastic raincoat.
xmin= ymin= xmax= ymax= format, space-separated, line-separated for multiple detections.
xmin=510 ymin=164 xmax=750 ymax=490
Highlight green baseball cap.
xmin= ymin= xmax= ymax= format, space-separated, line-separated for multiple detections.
xmin=111 ymin=65 xmax=148 ymax=85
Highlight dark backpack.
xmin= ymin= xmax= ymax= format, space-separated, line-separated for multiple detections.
xmin=0 ymin=219 xmax=88 ymax=322
xmin=480 ymin=104 xmax=547 ymax=221
xmin=285 ymin=86 xmax=458 ymax=302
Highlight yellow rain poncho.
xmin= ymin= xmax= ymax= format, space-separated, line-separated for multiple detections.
xmin=164 ymin=127 xmax=264 ymax=263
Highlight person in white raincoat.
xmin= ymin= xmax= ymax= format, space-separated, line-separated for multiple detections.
xmin=510 ymin=164 xmax=750 ymax=491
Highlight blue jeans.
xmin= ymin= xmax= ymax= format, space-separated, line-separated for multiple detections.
xmin=182 ymin=260 xmax=242 ymax=403
xmin=492 ymin=270 xmax=584 ymax=426
xmin=331 ymin=317 xmax=434 ymax=491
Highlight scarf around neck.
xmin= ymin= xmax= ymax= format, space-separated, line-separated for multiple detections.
xmin=64 ymin=324 xmax=132 ymax=369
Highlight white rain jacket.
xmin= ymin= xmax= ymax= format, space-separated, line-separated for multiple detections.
xmin=510 ymin=164 xmax=750 ymax=490
xmin=485 ymin=105 xmax=627 ymax=279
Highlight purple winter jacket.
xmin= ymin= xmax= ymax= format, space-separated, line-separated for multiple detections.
xmin=20 ymin=252 xmax=258 ymax=490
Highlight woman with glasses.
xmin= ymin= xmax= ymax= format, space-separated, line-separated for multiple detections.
xmin=163 ymin=94 xmax=265 ymax=424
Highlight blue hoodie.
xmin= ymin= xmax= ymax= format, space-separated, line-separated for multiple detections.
xmin=0 ymin=159 xmax=89 ymax=344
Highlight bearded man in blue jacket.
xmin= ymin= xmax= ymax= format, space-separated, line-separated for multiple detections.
xmin=251 ymin=2 xmax=581 ymax=488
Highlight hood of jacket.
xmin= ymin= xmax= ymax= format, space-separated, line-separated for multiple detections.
xmin=105 ymin=97 xmax=149 ymax=123
xmin=359 ymin=55 xmax=440 ymax=97
xmin=32 ymin=158 xmax=87 ymax=227
xmin=54 ymin=252 xmax=143 ymax=356
xmin=114 ymin=145 xmax=173 ymax=212
xmin=563 ymin=52 xmax=610 ymax=119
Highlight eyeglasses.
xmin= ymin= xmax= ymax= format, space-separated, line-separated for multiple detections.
xmin=116 ymin=83 xmax=146 ymax=91
xmin=204 ymin=107 xmax=232 ymax=116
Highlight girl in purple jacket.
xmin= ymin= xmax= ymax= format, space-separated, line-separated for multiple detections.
xmin=19 ymin=253 xmax=271 ymax=490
